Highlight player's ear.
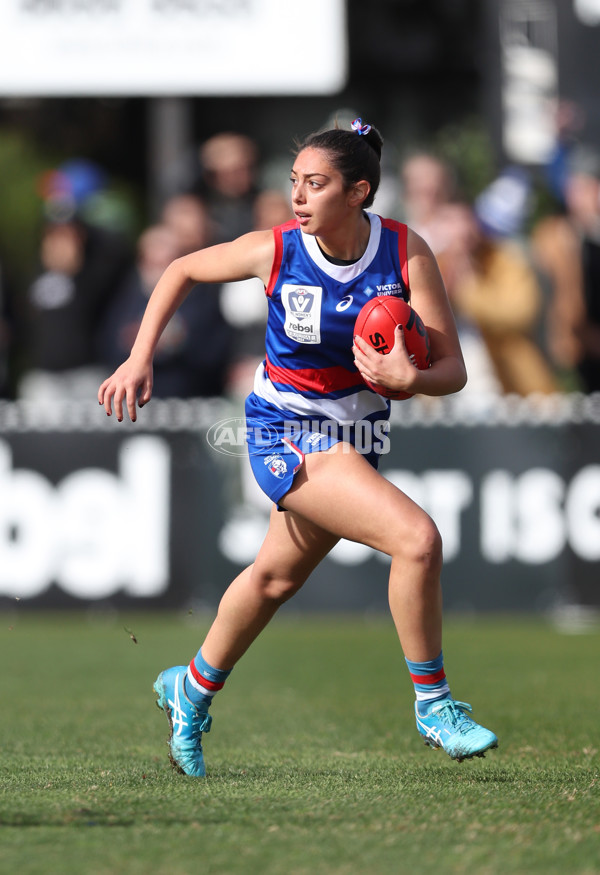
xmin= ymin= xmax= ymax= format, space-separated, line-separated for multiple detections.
xmin=349 ymin=180 xmax=370 ymax=207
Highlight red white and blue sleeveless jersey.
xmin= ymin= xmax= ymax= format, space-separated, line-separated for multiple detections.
xmin=252 ymin=212 xmax=410 ymax=423
xmin=246 ymin=212 xmax=410 ymax=506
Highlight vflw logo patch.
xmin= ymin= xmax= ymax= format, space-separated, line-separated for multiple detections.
xmin=281 ymin=284 xmax=322 ymax=344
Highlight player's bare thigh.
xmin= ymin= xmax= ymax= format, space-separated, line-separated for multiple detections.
xmin=280 ymin=441 xmax=439 ymax=558
xmin=251 ymin=503 xmax=340 ymax=595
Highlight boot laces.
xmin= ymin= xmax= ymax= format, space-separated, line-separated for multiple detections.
xmin=430 ymin=699 xmax=476 ymax=734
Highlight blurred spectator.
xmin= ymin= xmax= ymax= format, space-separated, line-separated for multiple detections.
xmin=542 ymin=99 xmax=587 ymax=207
xmin=195 ymin=132 xmax=260 ymax=242
xmin=220 ymin=189 xmax=294 ymax=398
xmin=39 ymin=158 xmax=108 ymax=226
xmin=99 ymin=200 xmax=234 ymax=398
xmin=251 ymin=188 xmax=294 ymax=232
xmin=38 ymin=157 xmax=137 ymax=238
xmin=473 ymin=166 xmax=532 ymax=240
xmin=433 ymin=202 xmax=502 ymax=398
xmin=437 ymin=182 xmax=558 ymax=397
xmin=531 ymin=144 xmax=600 ymax=393
xmin=161 ymin=192 xmax=216 ymax=256
xmin=18 ymin=160 xmax=133 ymax=404
xmin=399 ymin=152 xmax=456 ymax=254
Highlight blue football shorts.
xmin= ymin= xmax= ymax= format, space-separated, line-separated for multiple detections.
xmin=244 ymin=392 xmax=389 ymax=508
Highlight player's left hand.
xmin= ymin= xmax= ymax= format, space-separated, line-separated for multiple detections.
xmin=353 ymin=325 xmax=420 ymax=395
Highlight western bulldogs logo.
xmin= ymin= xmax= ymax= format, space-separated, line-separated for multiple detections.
xmin=282 ymin=284 xmax=322 ymax=344
xmin=265 ymin=453 xmax=288 ymax=479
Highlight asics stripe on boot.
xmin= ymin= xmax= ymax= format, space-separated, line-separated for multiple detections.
xmin=415 ymin=698 xmax=498 ymax=762
xmin=153 ymin=666 xmax=212 ymax=777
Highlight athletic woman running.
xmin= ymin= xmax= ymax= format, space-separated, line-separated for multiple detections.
xmin=99 ymin=118 xmax=498 ymax=775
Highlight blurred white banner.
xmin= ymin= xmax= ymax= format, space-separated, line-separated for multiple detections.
xmin=0 ymin=0 xmax=347 ymax=95
xmin=575 ymin=0 xmax=600 ymax=25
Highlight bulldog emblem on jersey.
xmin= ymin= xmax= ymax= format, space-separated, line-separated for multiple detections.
xmin=264 ymin=453 xmax=288 ymax=479
xmin=281 ymin=284 xmax=322 ymax=344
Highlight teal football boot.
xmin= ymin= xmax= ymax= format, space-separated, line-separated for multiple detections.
xmin=415 ymin=698 xmax=498 ymax=762
xmin=154 ymin=666 xmax=212 ymax=776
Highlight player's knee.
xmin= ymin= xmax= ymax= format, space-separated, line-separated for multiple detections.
xmin=399 ymin=515 xmax=443 ymax=574
xmin=255 ymin=572 xmax=304 ymax=604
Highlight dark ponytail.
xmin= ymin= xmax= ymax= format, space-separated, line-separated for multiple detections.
xmin=297 ymin=118 xmax=383 ymax=208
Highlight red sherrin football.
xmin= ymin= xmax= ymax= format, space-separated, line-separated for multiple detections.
xmin=354 ymin=296 xmax=431 ymax=400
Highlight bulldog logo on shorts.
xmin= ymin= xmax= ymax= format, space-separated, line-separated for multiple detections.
xmin=265 ymin=453 xmax=288 ymax=479
xmin=281 ymin=284 xmax=322 ymax=344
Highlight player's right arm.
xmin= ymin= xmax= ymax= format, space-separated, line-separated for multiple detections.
xmin=98 ymin=229 xmax=275 ymax=422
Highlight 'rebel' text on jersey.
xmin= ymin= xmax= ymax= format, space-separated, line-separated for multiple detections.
xmin=253 ymin=212 xmax=410 ymax=425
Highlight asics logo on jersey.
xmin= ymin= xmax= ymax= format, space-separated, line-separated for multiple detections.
xmin=336 ymin=295 xmax=353 ymax=312
xmin=168 ymin=672 xmax=189 ymax=737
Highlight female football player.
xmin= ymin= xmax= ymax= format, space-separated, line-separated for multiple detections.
xmin=99 ymin=118 xmax=498 ymax=775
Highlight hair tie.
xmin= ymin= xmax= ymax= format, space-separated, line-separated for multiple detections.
xmin=351 ymin=118 xmax=372 ymax=136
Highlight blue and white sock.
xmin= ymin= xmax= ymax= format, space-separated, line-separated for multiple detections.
xmin=405 ymin=652 xmax=451 ymax=713
xmin=185 ymin=649 xmax=231 ymax=709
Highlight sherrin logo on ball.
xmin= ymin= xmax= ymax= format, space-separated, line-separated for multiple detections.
xmin=354 ymin=296 xmax=431 ymax=400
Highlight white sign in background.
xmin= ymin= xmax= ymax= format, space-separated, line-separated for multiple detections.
xmin=0 ymin=0 xmax=347 ymax=96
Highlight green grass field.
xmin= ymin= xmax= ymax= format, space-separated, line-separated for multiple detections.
xmin=1 ymin=611 xmax=598 ymax=875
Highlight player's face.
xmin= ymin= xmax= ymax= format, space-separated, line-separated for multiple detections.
xmin=290 ymin=147 xmax=354 ymax=236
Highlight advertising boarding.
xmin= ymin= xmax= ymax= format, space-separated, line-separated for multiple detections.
xmin=1 ymin=396 xmax=598 ymax=613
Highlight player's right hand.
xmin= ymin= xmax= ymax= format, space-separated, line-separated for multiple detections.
xmin=98 ymin=356 xmax=153 ymax=423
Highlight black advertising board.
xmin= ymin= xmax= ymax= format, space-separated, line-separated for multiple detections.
xmin=1 ymin=396 xmax=598 ymax=612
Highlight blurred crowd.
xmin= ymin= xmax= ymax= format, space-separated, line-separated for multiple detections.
xmin=1 ymin=112 xmax=600 ymax=405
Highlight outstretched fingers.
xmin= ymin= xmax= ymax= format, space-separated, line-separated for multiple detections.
xmin=97 ymin=367 xmax=153 ymax=422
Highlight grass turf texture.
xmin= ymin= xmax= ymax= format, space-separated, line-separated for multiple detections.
xmin=0 ymin=612 xmax=598 ymax=875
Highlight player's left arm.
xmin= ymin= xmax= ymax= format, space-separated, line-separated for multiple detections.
xmin=403 ymin=228 xmax=467 ymax=396
xmin=353 ymin=230 xmax=467 ymax=398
